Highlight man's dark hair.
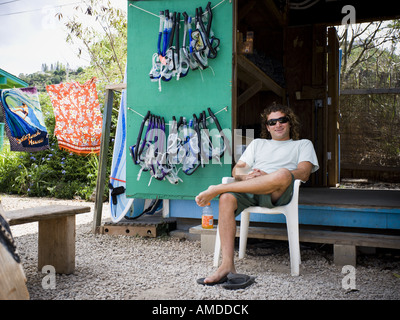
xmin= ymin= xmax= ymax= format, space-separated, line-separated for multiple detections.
xmin=260 ymin=102 xmax=300 ymax=140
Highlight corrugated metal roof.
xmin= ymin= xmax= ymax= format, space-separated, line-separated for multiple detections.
xmin=0 ymin=68 xmax=28 ymax=89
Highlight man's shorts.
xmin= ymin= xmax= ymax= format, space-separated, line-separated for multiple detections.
xmin=228 ymin=173 xmax=295 ymax=217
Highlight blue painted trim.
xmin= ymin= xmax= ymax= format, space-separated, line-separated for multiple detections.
xmin=298 ymin=205 xmax=400 ymax=229
xmin=169 ymin=200 xmax=400 ymax=230
xmin=0 ymin=68 xmax=28 ymax=88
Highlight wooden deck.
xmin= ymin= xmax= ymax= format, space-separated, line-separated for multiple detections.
xmin=189 ymin=188 xmax=400 ymax=266
xmin=165 ymin=187 xmax=400 ymax=230
xmin=299 ymin=187 xmax=400 ymax=209
xmin=296 ymin=188 xmax=400 ymax=230
xmin=214 ymin=187 xmax=400 ymax=230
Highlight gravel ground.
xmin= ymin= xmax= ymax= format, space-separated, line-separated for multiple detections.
xmin=2 ymin=194 xmax=400 ymax=300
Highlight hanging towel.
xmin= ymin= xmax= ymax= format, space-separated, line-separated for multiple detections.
xmin=0 ymin=87 xmax=49 ymax=152
xmin=46 ymin=78 xmax=103 ymax=155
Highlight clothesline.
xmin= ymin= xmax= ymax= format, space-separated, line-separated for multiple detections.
xmin=127 ymin=105 xmax=228 ymax=125
xmin=128 ymin=0 xmax=229 ymax=19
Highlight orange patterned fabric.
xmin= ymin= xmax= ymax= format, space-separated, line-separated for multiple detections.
xmin=46 ymin=78 xmax=103 ymax=155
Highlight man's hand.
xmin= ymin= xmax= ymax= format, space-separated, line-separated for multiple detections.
xmin=245 ymin=168 xmax=267 ymax=180
xmin=232 ymin=161 xmax=251 ymax=181
xmin=233 ymin=161 xmax=268 ymax=181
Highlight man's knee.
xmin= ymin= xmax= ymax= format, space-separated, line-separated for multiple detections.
xmin=219 ymin=193 xmax=238 ymax=213
xmin=276 ymin=168 xmax=293 ymax=187
xmin=219 ymin=193 xmax=237 ymax=204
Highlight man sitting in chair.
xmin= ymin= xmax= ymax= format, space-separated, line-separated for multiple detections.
xmin=195 ymin=102 xmax=319 ymax=286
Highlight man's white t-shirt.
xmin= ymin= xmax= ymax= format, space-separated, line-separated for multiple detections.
xmin=239 ymin=138 xmax=319 ymax=174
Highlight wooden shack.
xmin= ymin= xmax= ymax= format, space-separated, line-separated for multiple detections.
xmin=94 ymin=1 xmax=400 ymax=258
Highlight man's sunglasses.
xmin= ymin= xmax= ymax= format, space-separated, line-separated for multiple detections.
xmin=267 ymin=116 xmax=289 ymax=126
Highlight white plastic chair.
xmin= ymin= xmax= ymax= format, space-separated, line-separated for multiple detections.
xmin=213 ymin=178 xmax=302 ymax=276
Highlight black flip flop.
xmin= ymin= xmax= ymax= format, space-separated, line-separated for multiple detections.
xmin=196 ymin=275 xmax=228 ymax=286
xmin=221 ymin=273 xmax=255 ymax=290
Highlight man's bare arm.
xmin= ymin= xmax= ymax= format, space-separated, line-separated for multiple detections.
xmin=290 ymin=161 xmax=313 ymax=182
xmin=232 ymin=161 xmax=313 ymax=182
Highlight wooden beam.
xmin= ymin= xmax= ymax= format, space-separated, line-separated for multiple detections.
xmin=237 ymin=55 xmax=285 ymax=98
xmin=38 ymin=216 xmax=75 ymax=274
xmin=237 ymin=81 xmax=262 ymax=107
xmin=295 ymin=85 xmax=326 ymax=100
xmin=105 ymin=83 xmax=126 ymax=91
xmin=238 ymin=0 xmax=256 ymax=23
xmin=341 ymin=88 xmax=400 ymax=95
xmin=92 ymin=82 xmax=129 ymax=230
xmin=327 ymin=27 xmax=340 ymax=187
xmin=232 ymin=0 xmax=238 ymax=131
xmin=6 ymin=205 xmax=90 ymax=226
xmin=341 ymin=163 xmax=400 ymax=173
xmin=261 ymin=0 xmax=284 ymax=26
xmin=93 ymin=88 xmax=114 ymax=233
xmin=311 ymin=25 xmax=328 ymax=187
xmin=189 ymin=224 xmax=400 ymax=250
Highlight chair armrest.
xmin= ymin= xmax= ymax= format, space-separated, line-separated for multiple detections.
xmin=222 ymin=177 xmax=235 ymax=184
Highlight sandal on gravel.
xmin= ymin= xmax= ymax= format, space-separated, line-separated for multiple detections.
xmin=196 ymin=275 xmax=228 ymax=286
xmin=221 ymin=273 xmax=255 ymax=290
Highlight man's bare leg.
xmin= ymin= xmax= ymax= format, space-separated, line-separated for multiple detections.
xmin=196 ymin=169 xmax=293 ymax=283
xmin=195 ymin=168 xmax=292 ymax=207
xmin=203 ymin=193 xmax=237 ymax=284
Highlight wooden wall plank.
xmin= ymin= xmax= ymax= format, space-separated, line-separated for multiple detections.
xmin=327 ymin=27 xmax=340 ymax=187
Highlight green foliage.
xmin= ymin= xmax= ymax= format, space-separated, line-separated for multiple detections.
xmin=0 ymin=145 xmax=23 ymax=193
xmin=0 ymin=91 xmax=112 ymax=200
xmin=0 ymin=128 xmax=109 ymax=200
xmin=0 ymin=0 xmax=126 ymax=200
xmin=338 ymin=20 xmax=400 ymax=89
xmin=18 ymin=63 xmax=84 ymax=92
xmin=62 ymin=0 xmax=127 ymax=84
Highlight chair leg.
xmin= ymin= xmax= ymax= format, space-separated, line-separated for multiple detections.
xmin=213 ymin=226 xmax=221 ymax=267
xmin=238 ymin=211 xmax=250 ymax=259
xmin=285 ymin=212 xmax=300 ymax=276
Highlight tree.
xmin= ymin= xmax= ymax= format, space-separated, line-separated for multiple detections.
xmin=57 ymin=0 xmax=127 ymax=84
xmin=338 ymin=20 xmax=400 ymax=88
xmin=336 ymin=20 xmax=400 ymax=178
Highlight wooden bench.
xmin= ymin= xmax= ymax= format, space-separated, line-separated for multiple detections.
xmin=189 ymin=223 xmax=400 ymax=266
xmin=5 ymin=205 xmax=91 ymax=274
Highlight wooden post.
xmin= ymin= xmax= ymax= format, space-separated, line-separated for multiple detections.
xmin=334 ymin=244 xmax=356 ymax=267
xmin=38 ymin=216 xmax=76 ymax=274
xmin=327 ymin=27 xmax=340 ymax=187
xmin=232 ymin=0 xmax=238 ymax=134
xmin=312 ymin=25 xmax=328 ymax=187
xmin=92 ymin=88 xmax=114 ymax=233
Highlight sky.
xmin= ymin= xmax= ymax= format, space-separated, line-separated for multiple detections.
xmin=0 ymin=0 xmax=127 ymax=77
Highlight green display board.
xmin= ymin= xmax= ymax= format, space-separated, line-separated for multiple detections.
xmin=126 ymin=0 xmax=233 ymax=200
